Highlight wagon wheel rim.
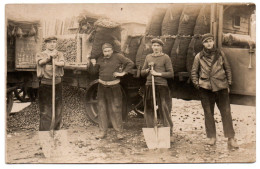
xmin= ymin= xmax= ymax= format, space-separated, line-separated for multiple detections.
xmin=6 ymin=92 xmax=14 ymax=116
xmin=85 ymin=84 xmax=99 ymax=124
xmin=14 ymin=87 xmax=30 ymax=102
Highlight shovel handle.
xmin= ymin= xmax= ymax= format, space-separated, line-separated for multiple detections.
xmin=50 ymin=57 xmax=55 ymax=131
xmin=150 ymin=64 xmax=158 ymax=126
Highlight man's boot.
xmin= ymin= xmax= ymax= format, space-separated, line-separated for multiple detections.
xmin=95 ymin=131 xmax=107 ymax=139
xmin=116 ymin=133 xmax=124 ymax=140
xmin=206 ymin=137 xmax=216 ymax=146
xmin=228 ymin=138 xmax=239 ymax=148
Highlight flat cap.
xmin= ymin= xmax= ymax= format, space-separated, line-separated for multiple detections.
xmin=44 ymin=36 xmax=58 ymax=43
xmin=151 ymin=38 xmax=164 ymax=46
xmin=202 ymin=33 xmax=214 ymax=43
xmin=102 ymin=43 xmax=113 ymax=50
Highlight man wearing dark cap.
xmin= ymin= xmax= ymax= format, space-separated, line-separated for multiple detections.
xmin=191 ymin=33 xmax=238 ymax=148
xmin=36 ymin=36 xmax=65 ymax=131
xmin=141 ymin=38 xmax=174 ymax=136
xmin=88 ymin=43 xmax=134 ymax=140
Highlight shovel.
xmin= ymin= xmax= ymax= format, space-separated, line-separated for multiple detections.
xmin=142 ymin=63 xmax=170 ymax=149
xmin=38 ymin=57 xmax=69 ymax=159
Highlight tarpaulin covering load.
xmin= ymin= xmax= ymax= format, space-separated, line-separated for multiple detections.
xmin=186 ymin=35 xmax=203 ymax=74
xmin=123 ymin=35 xmax=143 ymax=63
xmin=90 ymin=18 xmax=121 ymax=59
xmin=171 ymin=36 xmax=192 ymax=73
xmin=222 ymin=33 xmax=256 ymax=48
xmin=177 ymin=5 xmax=201 ymax=36
xmin=161 ymin=4 xmax=184 ymax=36
xmin=145 ymin=8 xmax=167 ymax=36
xmin=135 ymin=36 xmax=154 ymax=68
xmin=161 ymin=36 xmax=176 ymax=56
xmin=193 ymin=5 xmax=211 ymax=35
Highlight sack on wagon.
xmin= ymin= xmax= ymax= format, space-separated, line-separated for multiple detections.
xmin=90 ymin=18 xmax=122 ymax=59
xmin=186 ymin=35 xmax=204 ymax=75
xmin=193 ymin=5 xmax=211 ymax=35
xmin=135 ymin=36 xmax=154 ymax=68
xmin=123 ymin=35 xmax=143 ymax=63
xmin=161 ymin=35 xmax=176 ymax=56
xmin=145 ymin=8 xmax=167 ymax=36
xmin=161 ymin=4 xmax=184 ymax=36
xmin=171 ymin=36 xmax=192 ymax=73
xmin=178 ymin=5 xmax=201 ymax=36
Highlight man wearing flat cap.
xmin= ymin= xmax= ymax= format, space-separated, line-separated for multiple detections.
xmin=191 ymin=33 xmax=238 ymax=148
xmin=36 ymin=36 xmax=65 ymax=131
xmin=88 ymin=42 xmax=134 ymax=140
xmin=141 ymin=38 xmax=174 ymax=136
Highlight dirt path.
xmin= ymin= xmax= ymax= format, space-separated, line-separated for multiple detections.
xmin=6 ymin=99 xmax=255 ymax=163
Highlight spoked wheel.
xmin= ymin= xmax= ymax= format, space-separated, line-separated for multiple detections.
xmin=6 ymin=92 xmax=14 ymax=116
xmin=85 ymin=81 xmax=99 ymax=124
xmin=133 ymin=86 xmax=144 ymax=117
xmin=85 ymin=80 xmax=128 ymax=125
xmin=14 ymin=87 xmax=30 ymax=102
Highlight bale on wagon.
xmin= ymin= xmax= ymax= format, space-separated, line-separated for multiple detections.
xmin=122 ymin=35 xmax=143 ymax=63
xmin=186 ymin=5 xmax=211 ymax=74
xmin=177 ymin=5 xmax=201 ymax=36
xmin=161 ymin=35 xmax=176 ymax=56
xmin=161 ymin=4 xmax=184 ymax=36
xmin=145 ymin=8 xmax=167 ymax=36
xmin=135 ymin=36 xmax=154 ymax=68
xmin=171 ymin=36 xmax=192 ymax=73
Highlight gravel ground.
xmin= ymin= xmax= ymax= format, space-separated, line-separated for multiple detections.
xmin=5 ymin=86 xmax=256 ymax=163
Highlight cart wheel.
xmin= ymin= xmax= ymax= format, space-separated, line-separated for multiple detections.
xmin=85 ymin=80 xmax=99 ymax=124
xmin=14 ymin=87 xmax=30 ymax=102
xmin=85 ymin=80 xmax=128 ymax=125
xmin=6 ymin=92 xmax=14 ymax=116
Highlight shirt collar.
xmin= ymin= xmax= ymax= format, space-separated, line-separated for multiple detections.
xmin=103 ymin=54 xmax=113 ymax=59
xmin=151 ymin=52 xmax=164 ymax=57
xmin=44 ymin=49 xmax=57 ymax=55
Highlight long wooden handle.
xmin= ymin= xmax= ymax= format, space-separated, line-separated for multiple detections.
xmin=50 ymin=57 xmax=55 ymax=131
xmin=151 ymin=65 xmax=157 ymax=126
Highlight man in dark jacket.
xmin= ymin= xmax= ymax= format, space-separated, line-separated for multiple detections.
xmin=89 ymin=43 xmax=134 ymax=140
xmin=141 ymin=38 xmax=174 ymax=136
xmin=191 ymin=33 xmax=238 ymax=148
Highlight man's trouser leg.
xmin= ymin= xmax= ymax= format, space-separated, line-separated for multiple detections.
xmin=39 ymin=84 xmax=52 ymax=131
xmin=156 ymin=86 xmax=173 ymax=133
xmin=106 ymin=84 xmax=123 ymax=133
xmin=216 ymin=89 xmax=235 ymax=138
xmin=54 ymin=83 xmax=63 ymax=130
xmin=199 ymin=88 xmax=217 ymax=138
xmin=144 ymin=85 xmax=156 ymax=128
xmin=97 ymin=84 xmax=109 ymax=133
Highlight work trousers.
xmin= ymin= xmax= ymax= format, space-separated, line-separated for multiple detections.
xmin=38 ymin=83 xmax=63 ymax=131
xmin=97 ymin=83 xmax=123 ymax=133
xmin=199 ymin=88 xmax=235 ymax=138
xmin=144 ymin=85 xmax=173 ymax=132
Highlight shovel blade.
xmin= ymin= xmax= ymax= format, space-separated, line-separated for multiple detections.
xmin=38 ymin=130 xmax=69 ymax=158
xmin=142 ymin=127 xmax=170 ymax=149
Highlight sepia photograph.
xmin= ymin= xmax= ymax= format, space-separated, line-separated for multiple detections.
xmin=4 ymin=1 xmax=256 ymax=164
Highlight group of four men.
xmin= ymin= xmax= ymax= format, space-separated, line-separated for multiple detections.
xmin=37 ymin=33 xmax=238 ymax=148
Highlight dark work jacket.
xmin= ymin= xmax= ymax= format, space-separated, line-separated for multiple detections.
xmin=191 ymin=49 xmax=232 ymax=92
